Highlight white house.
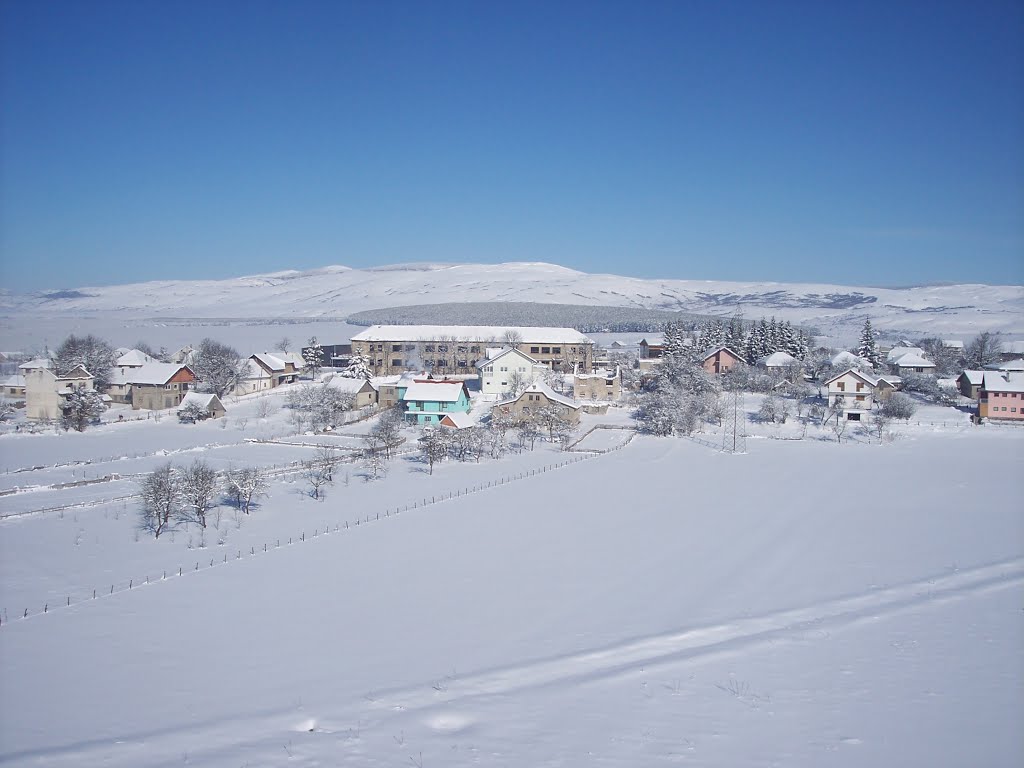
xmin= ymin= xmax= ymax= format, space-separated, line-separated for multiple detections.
xmin=476 ymin=347 xmax=545 ymax=396
xmin=890 ymin=351 xmax=936 ymax=375
xmin=831 ymin=350 xmax=870 ymax=369
xmin=824 ymin=368 xmax=881 ymax=419
xmin=23 ymin=362 xmax=95 ymax=421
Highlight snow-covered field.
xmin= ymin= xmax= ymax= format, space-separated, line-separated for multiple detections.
xmin=2 ymin=261 xmax=1021 ymax=350
xmin=1 ymin=398 xmax=1022 ymax=766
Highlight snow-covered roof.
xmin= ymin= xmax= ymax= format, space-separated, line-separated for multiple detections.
xmin=892 ymin=353 xmax=936 ymax=369
xmin=439 ymin=412 xmax=475 ymax=429
xmin=56 ymin=365 xmax=93 ymax=380
xmin=941 ymin=339 xmax=964 ymax=349
xmin=825 ymin=368 xmax=879 ymax=388
xmin=701 ymin=345 xmax=746 ymax=363
xmin=575 ymin=366 xmax=619 ymax=381
xmin=252 ymin=353 xmax=292 ymax=372
xmin=982 ymin=371 xmax=1024 ymax=393
xmin=496 ymin=381 xmax=579 ymax=410
xmin=960 ymin=370 xmax=986 ymax=385
xmin=830 ymin=350 xmax=867 ymax=367
xmin=350 ymin=325 xmax=592 ymax=344
xmin=758 ymin=351 xmax=799 ymax=368
xmin=484 ymin=347 xmax=505 ymax=360
xmin=116 ymin=349 xmax=156 ymax=367
xmin=324 ymin=376 xmax=373 ymax=393
xmin=2 ymin=374 xmax=25 ymax=387
xmin=402 ymin=380 xmax=468 ymax=403
xmin=178 ymin=392 xmax=223 ymax=411
xmin=476 ymin=346 xmax=539 ymax=369
xmin=640 ymin=335 xmax=665 ymax=347
xmin=19 ymin=358 xmax=53 ymax=371
xmin=886 ymin=346 xmax=926 ymax=363
xmin=117 ymin=363 xmax=192 ymax=386
xmin=984 ymin=358 xmax=1024 ymax=372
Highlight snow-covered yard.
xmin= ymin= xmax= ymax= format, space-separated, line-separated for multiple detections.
xmin=1 ymin=407 xmax=1021 ymax=766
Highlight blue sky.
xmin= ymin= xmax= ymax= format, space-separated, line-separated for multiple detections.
xmin=1 ymin=0 xmax=1021 ymax=291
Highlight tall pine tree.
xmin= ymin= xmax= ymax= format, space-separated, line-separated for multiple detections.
xmin=857 ymin=320 xmax=880 ymax=369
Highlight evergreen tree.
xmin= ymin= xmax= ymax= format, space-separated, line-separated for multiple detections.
xmin=662 ymin=321 xmax=689 ymax=364
xmin=342 ymin=353 xmax=372 ymax=380
xmin=857 ymin=320 xmax=881 ymax=369
xmin=303 ymin=337 xmax=324 ymax=380
xmin=61 ymin=388 xmax=107 ymax=431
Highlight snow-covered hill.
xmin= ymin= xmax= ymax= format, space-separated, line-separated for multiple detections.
xmin=3 ymin=262 xmax=1021 ymax=343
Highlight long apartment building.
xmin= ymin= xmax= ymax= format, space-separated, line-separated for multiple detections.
xmin=349 ymin=325 xmax=595 ymax=376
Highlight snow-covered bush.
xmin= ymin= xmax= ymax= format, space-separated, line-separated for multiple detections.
xmin=881 ymin=392 xmax=917 ymax=421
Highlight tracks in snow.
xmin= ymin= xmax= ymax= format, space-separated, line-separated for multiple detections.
xmin=366 ymin=556 xmax=1024 ymax=713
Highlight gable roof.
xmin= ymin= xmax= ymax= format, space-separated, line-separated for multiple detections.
xmin=19 ymin=358 xmax=53 ymax=371
xmin=892 ymin=353 xmax=935 ymax=369
xmin=402 ymin=380 xmax=469 ymax=403
xmin=825 ymin=368 xmax=879 ymax=388
xmin=439 ymin=412 xmax=475 ymax=429
xmin=476 ymin=346 xmax=540 ymax=369
xmin=350 ymin=325 xmax=592 ymax=344
xmin=116 ymin=349 xmax=156 ymax=367
xmin=984 ymin=357 xmax=1024 ymax=372
xmin=251 ymin=353 xmax=293 ymax=373
xmin=758 ymin=351 xmax=799 ymax=368
xmin=640 ymin=335 xmax=665 ymax=347
xmin=119 ymin=363 xmax=193 ymax=386
xmin=56 ymin=364 xmax=93 ymax=381
xmin=701 ymin=345 xmax=747 ymax=364
xmin=981 ymin=371 xmax=1024 ymax=393
xmin=886 ymin=346 xmax=926 ymax=363
xmin=959 ymin=370 xmax=986 ymax=386
xmin=178 ymin=392 xmax=224 ymax=411
xmin=324 ymin=376 xmax=374 ymax=394
xmin=496 ymin=381 xmax=579 ymax=410
xmin=830 ymin=350 xmax=868 ymax=368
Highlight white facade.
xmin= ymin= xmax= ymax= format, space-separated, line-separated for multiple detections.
xmin=825 ymin=369 xmax=878 ymax=415
xmin=24 ymin=364 xmax=95 ymax=421
xmin=476 ymin=347 xmax=544 ymax=396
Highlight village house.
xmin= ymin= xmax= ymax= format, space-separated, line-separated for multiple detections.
xmin=700 ymin=346 xmax=746 ymax=375
xmin=831 ymin=350 xmax=870 ymax=370
xmin=573 ymin=365 xmax=621 ymax=403
xmin=350 ymin=325 xmax=594 ymax=376
xmin=493 ymin=382 xmax=581 ymax=425
xmin=250 ymin=352 xmax=302 ymax=387
xmin=324 ymin=375 xmax=377 ymax=409
xmin=638 ymin=336 xmax=665 ymax=359
xmin=234 ymin=359 xmax=274 ymax=396
xmin=984 ymin=358 xmax=1024 ymax=372
xmin=2 ymin=374 xmax=26 ymax=399
xmin=372 ymin=372 xmax=418 ymax=410
xmin=115 ymin=348 xmax=157 ymax=368
xmin=978 ymin=371 xmax=1024 ymax=422
xmin=477 ymin=347 xmax=545 ymax=396
xmin=126 ymin=364 xmax=196 ymax=410
xmin=825 ymin=368 xmax=882 ymax=420
xmin=22 ymin=360 xmax=95 ymax=421
xmin=176 ymin=391 xmax=226 ymax=421
xmin=957 ymin=370 xmax=986 ymax=399
xmin=400 ymin=379 xmax=472 ymax=425
xmin=886 ymin=346 xmax=937 ymax=375
xmin=438 ymin=412 xmax=475 ymax=430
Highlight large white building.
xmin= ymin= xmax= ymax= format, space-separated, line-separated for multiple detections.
xmin=476 ymin=347 xmax=546 ymax=396
xmin=349 ymin=325 xmax=594 ymax=376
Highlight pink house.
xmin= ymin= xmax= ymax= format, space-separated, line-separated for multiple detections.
xmin=978 ymin=371 xmax=1024 ymax=421
xmin=700 ymin=346 xmax=746 ymax=375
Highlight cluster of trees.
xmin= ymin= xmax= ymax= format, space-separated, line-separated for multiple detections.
xmin=286 ymin=384 xmax=357 ymax=432
xmin=635 ymin=341 xmax=723 ymax=436
xmin=139 ymin=461 xmax=268 ymax=538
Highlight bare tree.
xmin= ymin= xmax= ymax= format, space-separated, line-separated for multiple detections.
xmin=419 ymin=427 xmax=450 ymax=474
xmin=964 ymin=331 xmax=1003 ymax=370
xmin=871 ymin=414 xmax=891 ymax=444
xmin=503 ymin=329 xmax=523 ymax=347
xmin=504 ymin=370 xmax=531 ymax=399
xmin=139 ymin=463 xmax=181 ymax=538
xmin=225 ymin=466 xmax=269 ymax=513
xmin=516 ymin=417 xmax=540 ymax=451
xmin=178 ymin=460 xmax=219 ymax=529
xmin=301 ymin=460 xmax=331 ymax=500
xmin=192 ymin=338 xmax=247 ymax=397
xmin=830 ymin=414 xmax=849 ymax=443
xmin=370 ymin=409 xmax=404 ymax=458
xmin=276 ymin=337 xmax=292 ymax=353
xmin=361 ymin=444 xmax=387 ymax=480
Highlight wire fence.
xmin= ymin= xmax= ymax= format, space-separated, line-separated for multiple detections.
xmin=0 ymin=438 xmax=637 ymax=629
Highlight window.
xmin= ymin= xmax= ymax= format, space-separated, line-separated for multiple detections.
xmin=553 ymin=347 xmax=561 ymax=354
xmin=437 ymin=359 xmax=448 ymax=368
xmin=377 ymin=344 xmax=383 ymax=351
xmin=837 ymin=382 xmax=845 ymax=391
xmin=856 ymin=383 xmax=863 ymax=391
xmin=392 ymin=359 xmax=403 ymax=368
xmin=392 ymin=345 xmax=402 ymax=352
xmin=425 ymin=345 xmax=435 ymax=352
xmin=1013 ymin=408 xmax=1018 ymax=413
xmin=470 ymin=345 xmax=480 ymax=352
xmin=457 ymin=360 xmax=468 ymax=368
xmin=531 ymin=347 xmax=540 ymax=353
xmin=438 ymin=345 xmax=448 ymax=352
xmin=405 ymin=345 xmax=415 ymax=352
xmin=457 ymin=345 xmax=467 ymax=353
xmin=542 ymin=347 xmax=551 ymax=354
